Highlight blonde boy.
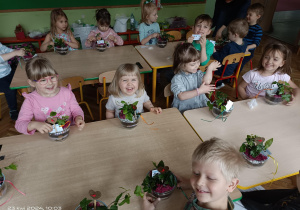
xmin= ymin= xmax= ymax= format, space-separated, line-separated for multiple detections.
xmin=187 ymin=14 xmax=214 ymax=66
xmin=142 ymin=138 xmax=245 ymax=210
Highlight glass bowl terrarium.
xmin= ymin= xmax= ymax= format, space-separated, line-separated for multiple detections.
xmin=207 ymin=91 xmax=234 ymax=119
xmin=265 ymin=81 xmax=292 ymax=105
xmin=53 ymin=38 xmax=68 ymax=55
xmin=118 ymin=101 xmax=140 ymax=128
xmin=46 ymin=111 xmax=71 ymax=141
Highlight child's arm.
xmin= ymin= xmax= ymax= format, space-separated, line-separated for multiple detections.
xmin=200 ymin=39 xmax=214 ymax=66
xmin=106 ymin=109 xmax=115 ymax=119
xmin=199 ymin=35 xmax=208 ymax=64
xmin=108 ymin=30 xmax=124 ymax=46
xmin=187 ymin=36 xmax=194 ymax=43
xmin=286 ymin=80 xmax=300 ymax=106
xmin=85 ymin=31 xmax=97 ymax=47
xmin=215 ymin=25 xmax=226 ymax=41
xmin=27 ymin=121 xmax=53 ymax=134
xmin=202 ymin=61 xmax=221 ymax=84
xmin=66 ymin=33 xmax=80 ymax=49
xmin=238 ymin=79 xmax=250 ymax=100
xmin=246 ymin=44 xmax=257 ymax=52
xmin=40 ymin=33 xmax=54 ymax=52
xmin=177 ymin=82 xmax=216 ymax=101
xmin=75 ymin=116 xmax=85 ymax=130
xmin=212 ymin=42 xmax=230 ymax=63
xmin=67 ymin=85 xmax=85 ymax=128
xmin=143 ymin=101 xmax=162 ymax=114
xmin=139 ymin=24 xmax=159 ymax=45
xmin=0 ymin=49 xmax=25 ymax=62
xmin=142 ymin=192 xmax=160 ymax=210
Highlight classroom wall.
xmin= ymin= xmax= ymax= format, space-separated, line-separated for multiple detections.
xmin=0 ymin=4 xmax=208 ymax=37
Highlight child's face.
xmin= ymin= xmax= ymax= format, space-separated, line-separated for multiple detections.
xmin=28 ymin=75 xmax=59 ymax=97
xmin=193 ymin=20 xmax=211 ymax=36
xmin=98 ymin=23 xmax=109 ymax=32
xmin=183 ymin=60 xmax=200 ymax=74
xmin=247 ymin=11 xmax=261 ymax=25
xmin=190 ymin=161 xmax=238 ymax=209
xmin=119 ymin=75 xmax=139 ymax=96
xmin=56 ymin=16 xmax=68 ymax=32
xmin=147 ymin=10 xmax=158 ymax=24
xmin=262 ymin=50 xmax=285 ymax=74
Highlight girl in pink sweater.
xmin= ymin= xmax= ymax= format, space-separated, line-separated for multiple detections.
xmin=85 ymin=8 xmax=124 ymax=48
xmin=15 ymin=57 xmax=85 ymax=135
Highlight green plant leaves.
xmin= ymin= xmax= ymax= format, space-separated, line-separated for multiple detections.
xmin=264 ymin=138 xmax=273 ymax=149
xmin=119 ymin=101 xmax=139 ymax=121
xmin=79 ymin=198 xmax=92 ymax=210
xmin=242 ymin=135 xmax=273 ymax=158
xmin=4 ymin=163 xmax=18 ymax=170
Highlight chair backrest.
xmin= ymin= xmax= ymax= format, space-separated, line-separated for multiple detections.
xmin=166 ymin=31 xmax=181 ymax=41
xmin=60 ymin=76 xmax=85 ymax=90
xmin=222 ymin=53 xmax=245 ymax=65
xmin=199 ymin=60 xmax=214 ymax=72
xmin=186 ymin=30 xmax=193 ymax=40
xmin=164 ymin=83 xmax=172 ymax=97
xmin=99 ymin=70 xmax=116 ymax=97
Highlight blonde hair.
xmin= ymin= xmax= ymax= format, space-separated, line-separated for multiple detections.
xmin=108 ymin=64 xmax=144 ymax=98
xmin=50 ymin=8 xmax=70 ymax=38
xmin=25 ymin=57 xmax=58 ymax=81
xmin=192 ymin=138 xmax=245 ymax=182
xmin=257 ymin=42 xmax=292 ymax=75
xmin=228 ymin=18 xmax=249 ymax=38
xmin=140 ymin=0 xmax=158 ymax=23
xmin=173 ymin=42 xmax=201 ymax=74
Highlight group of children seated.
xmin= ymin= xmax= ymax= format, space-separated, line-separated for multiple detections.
xmin=0 ymin=0 xmax=299 ymax=209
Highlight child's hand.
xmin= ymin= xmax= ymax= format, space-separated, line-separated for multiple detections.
xmin=31 ymin=122 xmax=53 ymax=134
xmin=89 ymin=37 xmax=97 ymax=42
xmin=75 ymin=116 xmax=85 ymax=131
xmin=199 ymin=35 xmax=206 ymax=47
xmin=175 ymin=173 xmax=191 ymax=190
xmin=108 ymin=35 xmax=116 ymax=42
xmin=15 ymin=48 xmax=26 ymax=57
xmin=151 ymin=33 xmax=159 ymax=39
xmin=150 ymin=107 xmax=162 ymax=114
xmin=207 ymin=61 xmax=221 ymax=72
xmin=285 ymin=95 xmax=295 ymax=106
xmin=198 ymin=82 xmax=216 ymax=94
xmin=142 ymin=192 xmax=160 ymax=210
xmin=187 ymin=36 xmax=194 ymax=43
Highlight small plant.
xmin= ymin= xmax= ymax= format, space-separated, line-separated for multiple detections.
xmin=79 ymin=188 xmax=131 ymax=210
xmin=271 ymin=81 xmax=293 ymax=102
xmin=207 ymin=91 xmax=229 ymax=112
xmin=7 ymin=43 xmax=36 ymax=64
xmin=48 ymin=38 xmax=68 ymax=50
xmin=119 ymin=101 xmax=140 ymax=121
xmin=0 ymin=163 xmax=18 ymax=178
xmin=46 ymin=111 xmax=70 ymax=134
xmin=134 ymin=160 xmax=176 ymax=198
xmin=158 ymin=30 xmax=175 ymax=41
xmin=240 ymin=135 xmax=273 ymax=159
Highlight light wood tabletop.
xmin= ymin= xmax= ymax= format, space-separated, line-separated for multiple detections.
xmin=11 ymin=45 xmax=152 ymax=90
xmin=0 ymin=108 xmax=241 ymax=209
xmin=135 ymin=42 xmax=180 ymax=103
xmin=184 ymin=97 xmax=300 ymax=189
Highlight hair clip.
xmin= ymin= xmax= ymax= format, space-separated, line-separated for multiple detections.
xmin=145 ymin=0 xmax=151 ymax=5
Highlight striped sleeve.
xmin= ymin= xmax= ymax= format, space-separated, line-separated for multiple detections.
xmin=244 ymin=24 xmax=263 ymax=47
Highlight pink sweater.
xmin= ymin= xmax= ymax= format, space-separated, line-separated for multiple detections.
xmin=15 ymin=85 xmax=84 ymax=135
xmin=85 ymin=28 xmax=124 ymax=48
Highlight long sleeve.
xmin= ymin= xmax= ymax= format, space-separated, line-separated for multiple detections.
xmin=0 ymin=43 xmax=14 ymax=63
xmin=212 ymin=43 xmax=231 ymax=63
xmin=67 ymin=85 xmax=85 ymax=122
xmin=109 ymin=29 xmax=124 ymax=46
xmin=85 ymin=30 xmax=98 ymax=47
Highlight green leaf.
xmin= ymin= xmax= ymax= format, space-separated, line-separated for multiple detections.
xmin=134 ymin=185 xmax=144 ymax=198
xmin=133 ymin=101 xmax=138 ymax=106
xmin=4 ymin=163 xmax=17 ymax=170
xmin=157 ymin=160 xmax=164 ymax=168
xmin=80 ymin=198 xmax=92 ymax=210
xmin=50 ymin=111 xmax=57 ymax=117
xmin=113 ymin=192 xmax=123 ymax=205
xmin=264 ymin=138 xmax=273 ymax=149
xmin=109 ymin=205 xmax=118 ymax=210
xmin=239 ymin=144 xmax=246 ymax=152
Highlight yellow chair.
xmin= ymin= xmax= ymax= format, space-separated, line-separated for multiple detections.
xmin=60 ymin=76 xmax=94 ymax=121
xmin=0 ymin=92 xmax=4 ymax=120
xmin=164 ymin=83 xmax=173 ymax=108
xmin=199 ymin=60 xmax=215 ymax=72
xmin=98 ymin=71 xmax=116 ymax=120
xmin=166 ymin=31 xmax=182 ymax=41
xmin=186 ymin=30 xmax=193 ymax=40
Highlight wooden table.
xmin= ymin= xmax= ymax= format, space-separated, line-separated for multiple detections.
xmin=0 ymin=108 xmax=241 ymax=209
xmin=10 ymin=45 xmax=152 ymax=90
xmin=135 ymin=42 xmax=180 ymax=103
xmin=184 ymin=97 xmax=300 ymax=189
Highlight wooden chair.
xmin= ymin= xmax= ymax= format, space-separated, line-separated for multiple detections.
xmin=60 ymin=76 xmax=94 ymax=121
xmin=164 ymin=83 xmax=173 ymax=108
xmin=98 ymin=71 xmax=116 ymax=120
xmin=166 ymin=31 xmax=181 ymax=41
xmin=199 ymin=60 xmax=214 ymax=72
xmin=213 ymin=53 xmax=245 ymax=99
xmin=0 ymin=92 xmax=4 ymax=120
xmin=186 ymin=30 xmax=193 ymax=40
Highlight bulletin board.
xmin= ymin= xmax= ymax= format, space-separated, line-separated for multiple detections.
xmin=0 ymin=0 xmax=205 ymax=12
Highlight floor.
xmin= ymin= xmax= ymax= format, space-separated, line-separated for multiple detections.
xmin=0 ymin=34 xmax=299 ymax=192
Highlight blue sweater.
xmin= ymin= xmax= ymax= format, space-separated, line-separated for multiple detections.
xmin=244 ymin=24 xmax=263 ymax=52
xmin=213 ymin=41 xmax=247 ymax=76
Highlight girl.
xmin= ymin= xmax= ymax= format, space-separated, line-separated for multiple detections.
xmin=15 ymin=57 xmax=85 ymax=135
xmin=171 ymin=43 xmax=221 ymax=113
xmin=238 ymin=42 xmax=299 ymax=105
xmin=139 ymin=0 xmax=160 ymax=45
xmin=106 ymin=63 xmax=162 ymax=119
xmin=85 ymin=8 xmax=123 ymax=48
xmin=40 ymin=8 xmax=79 ymax=52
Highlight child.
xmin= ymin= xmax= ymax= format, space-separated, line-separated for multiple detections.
xmin=139 ymin=0 xmax=160 ymax=45
xmin=240 ymin=3 xmax=264 ymax=72
xmin=106 ymin=63 xmax=162 ymax=119
xmin=238 ymin=42 xmax=299 ymax=105
xmin=143 ymin=138 xmax=245 ymax=210
xmin=85 ymin=8 xmax=124 ymax=48
xmin=212 ymin=18 xmax=248 ymax=89
xmin=0 ymin=43 xmax=25 ymax=120
xmin=187 ymin=14 xmax=214 ymax=66
xmin=15 ymin=57 xmax=85 ymax=135
xmin=40 ymin=8 xmax=79 ymax=52
xmin=171 ymin=43 xmax=221 ymax=113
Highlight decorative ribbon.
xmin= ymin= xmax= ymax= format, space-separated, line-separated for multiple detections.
xmin=267 ymin=155 xmax=279 ymax=186
xmin=253 ymin=88 xmax=272 ymax=99
xmin=140 ymin=114 xmax=154 ymax=125
xmin=18 ymin=60 xmax=22 ymax=70
xmin=0 ymin=180 xmax=26 ymax=206
xmin=179 ymin=187 xmax=189 ymax=200
xmin=201 ymin=110 xmax=228 ymax=122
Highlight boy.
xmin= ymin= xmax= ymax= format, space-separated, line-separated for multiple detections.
xmin=142 ymin=138 xmax=245 ymax=210
xmin=240 ymin=3 xmax=264 ymax=72
xmin=187 ymin=14 xmax=214 ymax=66
xmin=212 ymin=18 xmax=248 ymax=89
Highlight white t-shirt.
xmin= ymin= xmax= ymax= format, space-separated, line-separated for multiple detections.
xmin=242 ymin=69 xmax=291 ymax=98
xmin=105 ymin=90 xmax=150 ymax=118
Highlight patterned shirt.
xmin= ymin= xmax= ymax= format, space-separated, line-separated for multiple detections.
xmin=0 ymin=42 xmax=14 ymax=78
xmin=139 ymin=22 xmax=160 ymax=45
